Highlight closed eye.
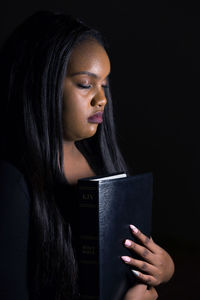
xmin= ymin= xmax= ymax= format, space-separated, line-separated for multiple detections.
xmin=77 ymin=83 xmax=91 ymax=89
xmin=77 ymin=83 xmax=108 ymax=90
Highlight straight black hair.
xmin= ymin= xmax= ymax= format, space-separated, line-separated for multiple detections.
xmin=0 ymin=10 xmax=128 ymax=299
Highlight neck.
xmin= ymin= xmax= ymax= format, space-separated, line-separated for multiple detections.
xmin=63 ymin=141 xmax=78 ymax=157
xmin=62 ymin=139 xmax=95 ymax=185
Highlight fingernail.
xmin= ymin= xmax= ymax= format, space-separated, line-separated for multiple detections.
xmin=130 ymin=224 xmax=139 ymax=233
xmin=124 ymin=239 xmax=132 ymax=247
xmin=132 ymin=269 xmax=140 ymax=276
xmin=121 ymin=256 xmax=131 ymax=262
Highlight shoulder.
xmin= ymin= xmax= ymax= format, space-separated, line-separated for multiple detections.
xmin=0 ymin=159 xmax=31 ymax=209
xmin=0 ymin=160 xmax=31 ymax=299
xmin=0 ymin=159 xmax=25 ymax=180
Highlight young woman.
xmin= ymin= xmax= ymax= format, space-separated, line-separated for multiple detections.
xmin=0 ymin=11 xmax=174 ymax=300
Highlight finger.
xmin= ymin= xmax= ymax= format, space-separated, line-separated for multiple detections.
xmin=123 ymin=284 xmax=148 ymax=300
xmin=131 ymin=283 xmax=148 ymax=293
xmin=121 ymin=255 xmax=157 ymax=275
xmin=148 ymin=287 xmax=158 ymax=300
xmin=124 ymin=239 xmax=153 ymax=263
xmin=131 ymin=270 xmax=160 ymax=287
xmin=129 ymin=224 xmax=157 ymax=253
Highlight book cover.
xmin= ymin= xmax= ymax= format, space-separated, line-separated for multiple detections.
xmin=75 ymin=172 xmax=153 ymax=300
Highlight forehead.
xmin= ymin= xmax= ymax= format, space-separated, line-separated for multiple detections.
xmin=67 ymin=39 xmax=111 ymax=77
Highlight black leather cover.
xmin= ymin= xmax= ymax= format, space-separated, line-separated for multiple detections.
xmin=76 ymin=172 xmax=153 ymax=300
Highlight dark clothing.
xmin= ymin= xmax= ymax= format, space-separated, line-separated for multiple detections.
xmin=0 ymin=159 xmax=79 ymax=300
xmin=0 ymin=160 xmax=30 ymax=299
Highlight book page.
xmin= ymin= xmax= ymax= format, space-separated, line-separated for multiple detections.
xmin=90 ymin=173 xmax=127 ymax=181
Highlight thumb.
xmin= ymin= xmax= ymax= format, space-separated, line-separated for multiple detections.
xmin=124 ymin=284 xmax=148 ymax=300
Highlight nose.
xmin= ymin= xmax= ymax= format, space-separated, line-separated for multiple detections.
xmin=91 ymin=88 xmax=107 ymax=109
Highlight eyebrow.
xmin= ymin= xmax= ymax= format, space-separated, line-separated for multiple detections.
xmin=70 ymin=71 xmax=110 ymax=80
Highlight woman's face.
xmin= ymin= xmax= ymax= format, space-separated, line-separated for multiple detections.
xmin=62 ymin=39 xmax=111 ymax=142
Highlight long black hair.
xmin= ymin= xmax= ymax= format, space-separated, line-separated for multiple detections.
xmin=0 ymin=10 xmax=128 ymax=300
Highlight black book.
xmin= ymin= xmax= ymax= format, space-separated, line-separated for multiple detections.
xmin=75 ymin=172 xmax=153 ymax=300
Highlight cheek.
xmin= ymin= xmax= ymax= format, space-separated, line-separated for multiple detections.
xmin=63 ymin=88 xmax=84 ymax=118
xmin=63 ymin=96 xmax=88 ymax=125
xmin=62 ymin=92 xmax=98 ymax=140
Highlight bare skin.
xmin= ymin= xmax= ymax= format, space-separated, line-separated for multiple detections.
xmin=124 ymin=284 xmax=158 ymax=300
xmin=63 ymin=141 xmax=95 ymax=185
xmin=62 ymin=39 xmax=109 ymax=184
xmin=62 ymin=39 xmax=110 ymax=143
xmin=121 ymin=225 xmax=175 ymax=286
xmin=62 ymin=39 xmax=174 ymax=298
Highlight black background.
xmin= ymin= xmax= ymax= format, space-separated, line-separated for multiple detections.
xmin=0 ymin=0 xmax=199 ymax=299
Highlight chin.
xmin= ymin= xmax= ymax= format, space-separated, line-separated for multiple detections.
xmin=77 ymin=127 xmax=98 ymax=141
xmin=85 ymin=124 xmax=98 ymax=138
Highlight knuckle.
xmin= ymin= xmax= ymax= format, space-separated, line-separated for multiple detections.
xmin=132 ymin=242 xmax=137 ymax=250
xmin=155 ymin=276 xmax=161 ymax=286
xmin=144 ymin=236 xmax=150 ymax=246
xmin=142 ymin=248 xmax=149 ymax=258
xmin=146 ymin=278 xmax=152 ymax=285
xmin=141 ymin=262 xmax=148 ymax=271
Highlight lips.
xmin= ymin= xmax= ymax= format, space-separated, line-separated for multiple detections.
xmin=88 ymin=111 xmax=103 ymax=124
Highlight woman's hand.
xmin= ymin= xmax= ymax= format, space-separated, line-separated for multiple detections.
xmin=121 ymin=225 xmax=175 ymax=286
xmin=124 ymin=284 xmax=158 ymax=300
